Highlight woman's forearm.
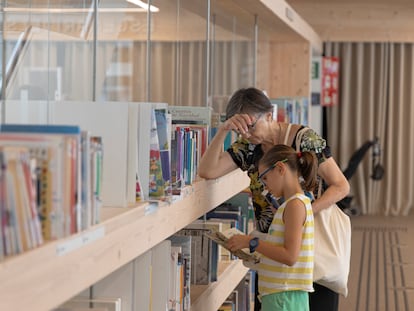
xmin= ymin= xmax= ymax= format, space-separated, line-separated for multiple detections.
xmin=313 ymin=157 xmax=350 ymax=214
xmin=198 ymin=126 xmax=235 ymax=179
xmin=312 ymin=180 xmax=350 ymax=213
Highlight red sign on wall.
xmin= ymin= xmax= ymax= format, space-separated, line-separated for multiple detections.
xmin=321 ymin=57 xmax=339 ymax=106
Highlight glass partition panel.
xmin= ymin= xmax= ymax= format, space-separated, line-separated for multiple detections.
xmin=256 ymin=18 xmax=272 ymax=97
xmin=1 ymin=6 xmax=4 ymax=121
xmin=97 ymin=0 xmax=147 ymax=102
xmin=2 ymin=0 xmax=95 ymax=105
xmin=150 ymin=0 xmax=208 ymax=107
xmin=209 ymin=0 xmax=255 ymax=114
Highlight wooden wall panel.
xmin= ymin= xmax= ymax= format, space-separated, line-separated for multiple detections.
xmin=257 ymin=41 xmax=310 ymax=98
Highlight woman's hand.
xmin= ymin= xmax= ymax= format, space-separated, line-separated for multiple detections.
xmin=224 ymin=113 xmax=255 ymax=136
xmin=227 ymin=234 xmax=251 ymax=252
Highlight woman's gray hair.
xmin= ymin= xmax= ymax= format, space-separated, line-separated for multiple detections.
xmin=225 ymin=87 xmax=273 ymax=119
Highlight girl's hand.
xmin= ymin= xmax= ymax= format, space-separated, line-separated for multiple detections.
xmin=227 ymin=234 xmax=250 ymax=252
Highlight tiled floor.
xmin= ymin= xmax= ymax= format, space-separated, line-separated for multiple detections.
xmin=339 ymin=213 xmax=414 ymax=311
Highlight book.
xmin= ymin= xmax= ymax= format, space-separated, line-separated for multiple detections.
xmin=185 ymin=221 xmax=220 ymax=282
xmin=168 ymin=106 xmax=212 ymax=191
xmin=205 ymin=209 xmax=244 ymax=233
xmin=170 ymin=127 xmax=184 ymax=195
xmin=175 ymin=227 xmax=213 ymax=285
xmin=204 ymin=227 xmax=261 ymax=264
xmin=168 ymin=106 xmax=212 ymax=128
xmin=2 ymin=124 xmax=81 ymax=236
xmin=154 ymin=108 xmax=172 ymax=198
xmin=52 ymin=101 xmax=132 ymax=207
xmin=135 ymin=102 xmax=169 ymax=200
xmin=148 ymin=109 xmax=165 ymax=199
xmin=168 ymin=235 xmax=191 ymax=311
xmin=90 ymin=136 xmax=103 ymax=225
xmin=0 ymin=129 xmax=80 ymax=240
xmin=169 ymin=245 xmax=183 ymax=311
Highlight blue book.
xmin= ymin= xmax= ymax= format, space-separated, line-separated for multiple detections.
xmin=205 ymin=211 xmax=243 ymax=232
xmin=0 ymin=123 xmax=81 ymax=135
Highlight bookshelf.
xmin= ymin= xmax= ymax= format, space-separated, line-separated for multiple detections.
xmin=0 ymin=169 xmax=249 ymax=311
xmin=191 ymin=260 xmax=249 ymax=311
xmin=0 ymin=1 xmax=322 ymax=311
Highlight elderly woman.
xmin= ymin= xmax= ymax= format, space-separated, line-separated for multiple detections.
xmin=198 ymin=87 xmax=350 ymax=311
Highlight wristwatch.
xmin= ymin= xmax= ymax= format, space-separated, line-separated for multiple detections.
xmin=249 ymin=237 xmax=259 ymax=253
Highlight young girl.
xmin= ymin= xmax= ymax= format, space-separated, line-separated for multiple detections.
xmin=226 ymin=144 xmax=318 ymax=311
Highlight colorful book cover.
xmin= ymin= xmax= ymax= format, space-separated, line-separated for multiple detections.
xmin=154 ymin=109 xmax=172 ymax=197
xmin=0 ymin=135 xmax=59 ymax=242
xmin=0 ymin=124 xmax=82 ymax=238
xmin=171 ymin=126 xmax=184 ymax=195
xmin=148 ymin=110 xmax=165 ymax=198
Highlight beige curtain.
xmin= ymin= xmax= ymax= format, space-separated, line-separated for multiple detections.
xmin=325 ymin=42 xmax=414 ymax=216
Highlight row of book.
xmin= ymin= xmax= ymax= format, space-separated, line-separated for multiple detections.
xmin=3 ymin=97 xmax=310 ymax=213
xmin=4 ymin=101 xmax=220 ymax=206
xmin=183 ymin=192 xmax=254 ymax=286
xmin=270 ymin=96 xmax=310 ymax=125
xmin=54 ymin=192 xmax=254 ymax=311
xmin=55 ymin=237 xmax=251 ymax=311
xmin=1 ymin=101 xmax=236 ymax=264
xmin=0 ymin=124 xmax=103 ymax=260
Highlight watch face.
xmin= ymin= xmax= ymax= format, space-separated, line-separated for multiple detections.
xmin=250 ymin=238 xmax=258 ymax=247
xmin=249 ymin=237 xmax=259 ymax=252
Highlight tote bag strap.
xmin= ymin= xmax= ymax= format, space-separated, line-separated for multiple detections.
xmin=283 ymin=124 xmax=292 ymax=145
xmin=294 ymin=126 xmax=309 ymax=151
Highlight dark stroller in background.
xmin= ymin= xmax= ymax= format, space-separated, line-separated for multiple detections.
xmin=336 ymin=137 xmax=384 ymax=216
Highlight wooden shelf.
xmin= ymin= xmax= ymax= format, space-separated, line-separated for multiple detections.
xmin=191 ymin=260 xmax=250 ymax=311
xmin=0 ymin=169 xmax=249 ymax=311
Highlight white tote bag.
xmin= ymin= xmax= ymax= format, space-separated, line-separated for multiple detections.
xmin=313 ymin=203 xmax=351 ymax=296
xmin=294 ymin=126 xmax=352 ymax=297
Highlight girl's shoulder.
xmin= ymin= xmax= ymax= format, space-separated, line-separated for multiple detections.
xmin=284 ymin=193 xmax=311 ymax=205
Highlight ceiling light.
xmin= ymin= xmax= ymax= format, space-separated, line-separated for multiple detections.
xmin=126 ymin=0 xmax=159 ymax=12
xmin=3 ymin=7 xmax=148 ymax=13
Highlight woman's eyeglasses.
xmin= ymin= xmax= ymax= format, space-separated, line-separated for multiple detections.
xmin=247 ymin=115 xmax=261 ymax=131
xmin=233 ymin=114 xmax=262 ymax=135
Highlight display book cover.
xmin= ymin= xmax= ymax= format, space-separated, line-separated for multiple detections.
xmin=154 ymin=108 xmax=172 ymax=197
xmin=148 ymin=109 xmax=165 ymax=199
xmin=204 ymin=227 xmax=261 ymax=264
xmin=0 ymin=123 xmax=82 ymax=240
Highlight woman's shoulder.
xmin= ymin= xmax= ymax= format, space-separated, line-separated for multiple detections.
xmin=296 ymin=126 xmax=327 ymax=153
